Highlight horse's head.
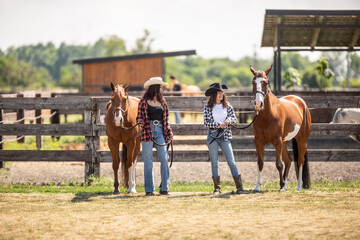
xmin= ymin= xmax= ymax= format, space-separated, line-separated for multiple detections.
xmin=250 ymin=65 xmax=272 ymax=111
xmin=110 ymin=82 xmax=130 ymax=127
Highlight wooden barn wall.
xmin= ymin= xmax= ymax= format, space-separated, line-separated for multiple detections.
xmin=83 ymin=57 xmax=163 ymax=92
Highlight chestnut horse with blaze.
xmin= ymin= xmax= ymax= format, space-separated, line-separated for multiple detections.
xmin=105 ymin=83 xmax=141 ymax=194
xmin=250 ymin=66 xmax=311 ymax=191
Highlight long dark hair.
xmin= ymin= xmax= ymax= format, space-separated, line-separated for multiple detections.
xmin=207 ymin=91 xmax=229 ymax=109
xmin=143 ymin=84 xmax=165 ymax=103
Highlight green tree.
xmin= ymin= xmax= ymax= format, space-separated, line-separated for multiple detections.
xmin=350 ymin=52 xmax=360 ymax=78
xmin=58 ymin=66 xmax=81 ymax=89
xmin=104 ymin=35 xmax=127 ymax=56
xmin=132 ymin=29 xmax=153 ymax=54
xmin=316 ymin=57 xmax=334 ymax=90
xmin=283 ymin=67 xmax=301 ymax=89
xmin=340 ymin=77 xmax=360 ymax=88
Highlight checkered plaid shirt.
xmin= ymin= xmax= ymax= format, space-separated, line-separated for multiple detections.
xmin=203 ymin=104 xmax=237 ymax=141
xmin=136 ymin=98 xmax=173 ymax=142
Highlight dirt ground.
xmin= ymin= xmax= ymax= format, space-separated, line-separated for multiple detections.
xmin=1 ymin=161 xmax=359 ymax=185
xmin=1 ymin=139 xmax=359 ymax=185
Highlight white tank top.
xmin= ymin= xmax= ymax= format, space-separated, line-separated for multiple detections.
xmin=212 ymin=104 xmax=227 ymax=123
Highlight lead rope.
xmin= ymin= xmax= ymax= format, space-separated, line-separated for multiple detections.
xmin=209 ymin=109 xmax=259 ymax=144
xmin=230 ymin=109 xmax=259 ymax=129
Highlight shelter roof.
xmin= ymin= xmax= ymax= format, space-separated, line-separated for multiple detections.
xmin=73 ymin=50 xmax=196 ymax=64
xmin=261 ymin=10 xmax=360 ymax=49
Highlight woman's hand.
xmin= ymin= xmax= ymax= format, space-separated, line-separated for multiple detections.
xmin=219 ymin=123 xmax=226 ymax=128
xmin=225 ymin=119 xmax=231 ymax=126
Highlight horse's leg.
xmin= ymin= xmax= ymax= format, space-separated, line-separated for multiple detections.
xmin=296 ymin=139 xmax=310 ymax=190
xmin=253 ymin=138 xmax=265 ymax=192
xmin=108 ymin=137 xmax=120 ymax=194
xmin=127 ymin=140 xmax=139 ymax=194
xmin=282 ymin=142 xmax=292 ymax=191
xmin=274 ymin=137 xmax=285 ymax=191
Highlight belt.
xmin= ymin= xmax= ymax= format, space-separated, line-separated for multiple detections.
xmin=150 ymin=120 xmax=161 ymax=126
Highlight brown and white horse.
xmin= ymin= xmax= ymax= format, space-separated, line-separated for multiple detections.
xmin=105 ymin=83 xmax=141 ymax=194
xmin=250 ymin=66 xmax=311 ymax=191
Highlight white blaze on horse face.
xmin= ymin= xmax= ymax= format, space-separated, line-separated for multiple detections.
xmin=283 ymin=124 xmax=300 ymax=142
xmin=255 ymin=78 xmax=265 ymax=109
xmin=114 ymin=109 xmax=122 ymax=127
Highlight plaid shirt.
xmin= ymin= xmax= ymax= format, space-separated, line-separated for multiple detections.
xmin=203 ymin=104 xmax=237 ymax=141
xmin=136 ymin=98 xmax=173 ymax=142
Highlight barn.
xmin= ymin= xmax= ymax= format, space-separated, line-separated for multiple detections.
xmin=73 ymin=50 xmax=196 ymax=92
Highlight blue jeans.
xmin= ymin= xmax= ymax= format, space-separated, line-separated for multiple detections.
xmin=207 ymin=130 xmax=239 ymax=179
xmin=141 ymin=123 xmax=170 ymax=193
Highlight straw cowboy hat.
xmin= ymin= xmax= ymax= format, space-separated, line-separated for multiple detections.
xmin=205 ymin=82 xmax=228 ymax=96
xmin=144 ymin=77 xmax=169 ymax=89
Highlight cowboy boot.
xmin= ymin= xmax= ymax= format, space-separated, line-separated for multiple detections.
xmin=212 ymin=176 xmax=221 ymax=194
xmin=233 ymin=175 xmax=244 ymax=194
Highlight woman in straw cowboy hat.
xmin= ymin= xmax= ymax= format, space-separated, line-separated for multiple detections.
xmin=204 ymin=82 xmax=244 ymax=194
xmin=136 ymin=77 xmax=173 ymax=196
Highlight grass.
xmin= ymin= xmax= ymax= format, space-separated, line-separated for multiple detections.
xmin=0 ymin=177 xmax=359 ymax=194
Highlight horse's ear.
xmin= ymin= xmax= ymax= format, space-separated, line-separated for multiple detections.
xmin=110 ymin=82 xmax=115 ymax=92
xmin=250 ymin=65 xmax=257 ymax=76
xmin=124 ymin=84 xmax=131 ymax=92
xmin=265 ymin=65 xmax=273 ymax=76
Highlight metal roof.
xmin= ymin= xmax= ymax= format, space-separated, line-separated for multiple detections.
xmin=261 ymin=10 xmax=360 ymax=49
xmin=73 ymin=50 xmax=196 ymax=64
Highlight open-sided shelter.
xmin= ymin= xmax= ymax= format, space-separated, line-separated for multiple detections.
xmin=73 ymin=50 xmax=196 ymax=92
xmin=261 ymin=10 xmax=360 ymax=94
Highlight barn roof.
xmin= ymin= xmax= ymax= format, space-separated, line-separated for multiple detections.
xmin=73 ymin=50 xmax=196 ymax=64
xmin=261 ymin=10 xmax=360 ymax=49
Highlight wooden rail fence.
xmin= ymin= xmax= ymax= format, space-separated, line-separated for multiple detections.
xmin=0 ymin=95 xmax=359 ymax=181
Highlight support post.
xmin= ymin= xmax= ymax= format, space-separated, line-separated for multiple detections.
xmin=273 ymin=51 xmax=277 ymax=93
xmin=50 ymin=93 xmax=60 ymax=140
xmin=35 ymin=93 xmax=42 ymax=149
xmin=16 ymin=94 xmax=24 ymax=143
xmin=0 ymin=109 xmax=3 ymax=168
xmin=84 ymin=98 xmax=100 ymax=182
xmin=276 ymin=25 xmax=282 ymax=95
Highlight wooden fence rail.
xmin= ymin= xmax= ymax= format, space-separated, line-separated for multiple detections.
xmin=1 ymin=96 xmax=360 ymax=182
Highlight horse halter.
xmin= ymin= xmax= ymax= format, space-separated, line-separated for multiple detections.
xmin=112 ymin=93 xmax=130 ymax=116
xmin=254 ymin=77 xmax=269 ymax=98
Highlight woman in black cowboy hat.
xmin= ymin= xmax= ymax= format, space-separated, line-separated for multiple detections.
xmin=203 ymin=83 xmax=244 ymax=194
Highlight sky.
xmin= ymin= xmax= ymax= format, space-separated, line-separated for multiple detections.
xmin=0 ymin=0 xmax=359 ymax=61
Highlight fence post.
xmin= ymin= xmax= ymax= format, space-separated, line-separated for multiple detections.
xmin=50 ymin=93 xmax=60 ymax=140
xmin=0 ymin=108 xmax=3 ymax=169
xmin=16 ymin=94 xmax=24 ymax=143
xmin=35 ymin=93 xmax=42 ymax=149
xmin=84 ymin=98 xmax=100 ymax=182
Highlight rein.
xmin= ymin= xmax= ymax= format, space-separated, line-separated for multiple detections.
xmin=209 ymin=109 xmax=259 ymax=144
xmin=147 ymin=131 xmax=174 ymax=168
xmin=230 ymin=109 xmax=259 ymax=129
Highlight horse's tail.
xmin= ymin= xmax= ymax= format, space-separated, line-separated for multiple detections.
xmin=121 ymin=143 xmax=129 ymax=188
xmin=292 ymin=138 xmax=311 ymax=189
xmin=302 ymin=151 xmax=310 ymax=189
xmin=292 ymin=138 xmax=299 ymax=179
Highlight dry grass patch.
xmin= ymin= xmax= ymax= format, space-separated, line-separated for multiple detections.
xmin=0 ymin=191 xmax=359 ymax=239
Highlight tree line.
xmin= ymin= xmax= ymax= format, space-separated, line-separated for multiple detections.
xmin=0 ymin=30 xmax=359 ymax=92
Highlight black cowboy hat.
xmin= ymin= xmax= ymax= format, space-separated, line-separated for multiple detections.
xmin=205 ymin=82 xmax=228 ymax=96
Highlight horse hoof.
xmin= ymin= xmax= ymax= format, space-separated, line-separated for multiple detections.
xmin=114 ymin=191 xmax=120 ymax=195
xmin=253 ymin=188 xmax=260 ymax=192
xmin=279 ymin=188 xmax=286 ymax=192
xmin=127 ymin=189 xmax=137 ymax=194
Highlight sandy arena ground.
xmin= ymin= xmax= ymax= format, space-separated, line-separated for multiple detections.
xmin=1 ymin=161 xmax=359 ymax=185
